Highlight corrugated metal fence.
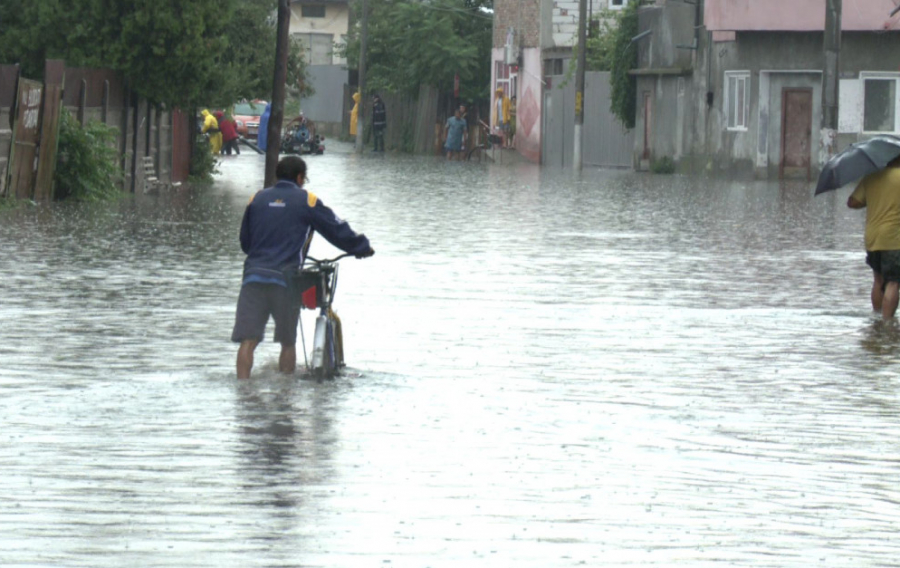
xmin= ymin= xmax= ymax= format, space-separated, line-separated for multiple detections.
xmin=543 ymin=71 xmax=634 ymax=169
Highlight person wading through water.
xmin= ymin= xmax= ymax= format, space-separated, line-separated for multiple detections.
xmin=231 ymin=156 xmax=375 ymax=379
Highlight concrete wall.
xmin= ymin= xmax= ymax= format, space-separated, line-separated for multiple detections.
xmin=517 ymin=48 xmax=543 ymax=163
xmin=636 ymin=1 xmax=696 ymax=71
xmin=706 ymin=0 xmax=900 ymax=32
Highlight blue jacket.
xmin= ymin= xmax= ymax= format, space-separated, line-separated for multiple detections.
xmin=239 ymin=180 xmax=371 ymax=284
xmin=257 ymin=103 xmax=272 ymax=151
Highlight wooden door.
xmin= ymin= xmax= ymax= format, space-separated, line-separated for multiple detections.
xmin=780 ymin=88 xmax=812 ymax=179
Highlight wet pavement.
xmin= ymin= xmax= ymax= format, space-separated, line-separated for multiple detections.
xmin=2 ymin=141 xmax=900 ymax=567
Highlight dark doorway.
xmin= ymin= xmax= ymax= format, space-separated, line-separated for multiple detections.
xmin=642 ymin=91 xmax=652 ymax=161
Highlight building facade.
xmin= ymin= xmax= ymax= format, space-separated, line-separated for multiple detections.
xmin=492 ymin=0 xmax=632 ymax=163
xmin=634 ymin=0 xmax=900 ymax=178
xmin=291 ymin=0 xmax=351 ymax=135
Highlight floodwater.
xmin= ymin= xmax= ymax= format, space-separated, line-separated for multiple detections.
xmin=2 ymin=141 xmax=900 ymax=567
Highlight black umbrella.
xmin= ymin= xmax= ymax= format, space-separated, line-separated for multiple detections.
xmin=815 ymin=134 xmax=900 ymax=195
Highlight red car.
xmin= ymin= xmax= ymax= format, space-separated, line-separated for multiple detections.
xmin=233 ymin=100 xmax=267 ymax=139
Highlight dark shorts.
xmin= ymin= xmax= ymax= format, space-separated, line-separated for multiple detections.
xmin=231 ymin=283 xmax=299 ymax=345
xmin=866 ymin=250 xmax=900 ymax=282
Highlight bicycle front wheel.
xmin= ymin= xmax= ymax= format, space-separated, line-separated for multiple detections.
xmin=466 ymin=144 xmax=487 ymax=162
xmin=311 ymin=315 xmax=334 ymax=379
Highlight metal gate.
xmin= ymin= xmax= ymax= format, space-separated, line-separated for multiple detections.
xmin=542 ymin=71 xmax=634 ymax=168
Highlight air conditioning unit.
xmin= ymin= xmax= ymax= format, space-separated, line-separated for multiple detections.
xmin=505 ymin=45 xmax=518 ymax=65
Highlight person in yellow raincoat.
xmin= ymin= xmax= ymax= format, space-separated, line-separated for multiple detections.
xmin=201 ymin=109 xmax=223 ymax=155
xmin=492 ymin=87 xmax=510 ymax=148
xmin=349 ymin=92 xmax=361 ymax=137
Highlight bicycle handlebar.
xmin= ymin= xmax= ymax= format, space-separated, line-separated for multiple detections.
xmin=305 ymin=253 xmax=351 ymax=265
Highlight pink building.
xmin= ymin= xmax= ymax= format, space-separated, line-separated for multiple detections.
xmin=632 ymin=0 xmax=900 ymax=177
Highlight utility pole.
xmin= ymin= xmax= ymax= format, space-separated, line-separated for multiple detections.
xmin=573 ymin=0 xmax=587 ymax=171
xmin=355 ymin=0 xmax=369 ymax=153
xmin=822 ymin=0 xmax=841 ymax=158
xmin=265 ymin=0 xmax=291 ymax=187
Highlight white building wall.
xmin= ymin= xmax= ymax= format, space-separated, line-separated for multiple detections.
xmin=838 ymin=78 xmax=863 ymax=134
xmin=289 ymin=3 xmax=349 ymax=65
xmin=551 ymin=0 xmax=579 ymax=46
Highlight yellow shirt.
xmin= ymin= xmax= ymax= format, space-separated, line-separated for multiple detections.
xmin=850 ymin=167 xmax=900 ymax=251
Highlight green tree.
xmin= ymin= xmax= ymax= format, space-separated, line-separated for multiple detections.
xmin=342 ymin=0 xmax=492 ymax=103
xmin=0 ymin=0 xmax=309 ymax=108
xmin=607 ymin=0 xmax=638 ymax=129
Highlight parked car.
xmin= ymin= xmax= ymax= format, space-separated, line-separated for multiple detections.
xmin=233 ymin=100 xmax=267 ymax=139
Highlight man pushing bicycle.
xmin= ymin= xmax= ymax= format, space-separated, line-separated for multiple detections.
xmin=232 ymin=156 xmax=375 ymax=379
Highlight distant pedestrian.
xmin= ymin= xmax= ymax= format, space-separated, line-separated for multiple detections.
xmin=493 ymin=87 xmax=510 ymax=148
xmin=443 ymin=108 xmax=467 ymax=161
xmin=350 ymin=91 xmax=361 ymax=137
xmin=847 ymin=156 xmax=900 ymax=320
xmin=372 ymin=94 xmax=387 ymax=152
xmin=257 ymin=103 xmax=272 ymax=152
xmin=508 ymin=96 xmax=517 ymax=148
xmin=201 ymin=109 xmax=223 ymax=155
xmin=218 ymin=111 xmax=241 ymax=156
xmin=458 ymin=104 xmax=469 ymax=151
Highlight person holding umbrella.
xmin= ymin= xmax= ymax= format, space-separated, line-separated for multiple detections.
xmin=846 ymin=155 xmax=900 ymax=320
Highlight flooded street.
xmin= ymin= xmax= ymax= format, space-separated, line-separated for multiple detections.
xmin=2 ymin=141 xmax=900 ymax=567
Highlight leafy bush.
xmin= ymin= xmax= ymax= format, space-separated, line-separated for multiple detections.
xmin=189 ymin=134 xmax=219 ymax=185
xmin=650 ymin=156 xmax=676 ymax=174
xmin=54 ymin=108 xmax=122 ymax=201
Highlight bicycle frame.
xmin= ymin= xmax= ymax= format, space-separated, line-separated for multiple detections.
xmin=294 ymin=254 xmax=349 ymax=378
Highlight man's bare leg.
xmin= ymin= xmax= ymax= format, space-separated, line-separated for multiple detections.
xmin=279 ymin=344 xmax=296 ymax=374
xmin=883 ymin=281 xmax=899 ymax=320
xmin=872 ymin=272 xmax=885 ymax=312
xmin=237 ymin=339 xmax=259 ymax=379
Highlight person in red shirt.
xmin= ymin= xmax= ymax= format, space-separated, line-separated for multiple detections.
xmin=217 ymin=111 xmax=241 ymax=156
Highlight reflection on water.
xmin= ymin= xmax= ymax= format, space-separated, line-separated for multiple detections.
xmin=2 ymin=144 xmax=900 ymax=566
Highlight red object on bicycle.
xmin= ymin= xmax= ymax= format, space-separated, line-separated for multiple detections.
xmin=302 ymin=286 xmax=318 ymax=309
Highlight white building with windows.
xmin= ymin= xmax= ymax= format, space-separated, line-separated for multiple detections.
xmin=632 ymin=0 xmax=900 ymax=178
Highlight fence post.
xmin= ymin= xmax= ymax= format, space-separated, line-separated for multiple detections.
xmin=34 ymin=59 xmax=65 ymax=200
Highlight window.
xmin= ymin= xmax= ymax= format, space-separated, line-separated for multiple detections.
xmin=724 ymin=71 xmax=750 ymax=130
xmin=545 ymin=59 xmax=564 ymax=76
xmin=495 ymin=61 xmax=511 ymax=99
xmin=863 ymin=76 xmax=899 ymax=132
xmin=301 ymin=4 xmax=326 ymax=18
xmin=610 ymin=0 xmax=628 ymax=9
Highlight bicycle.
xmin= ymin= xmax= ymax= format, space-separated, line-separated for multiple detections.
xmin=466 ymin=119 xmax=502 ymax=162
xmin=293 ymin=253 xmax=349 ymax=379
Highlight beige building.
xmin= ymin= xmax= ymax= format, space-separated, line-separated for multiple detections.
xmin=290 ymin=0 xmax=349 ymax=66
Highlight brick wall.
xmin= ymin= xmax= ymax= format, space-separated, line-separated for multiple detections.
xmin=493 ymin=0 xmax=541 ymax=48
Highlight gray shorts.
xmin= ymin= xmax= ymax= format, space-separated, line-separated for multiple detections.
xmin=231 ymin=283 xmax=299 ymax=345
